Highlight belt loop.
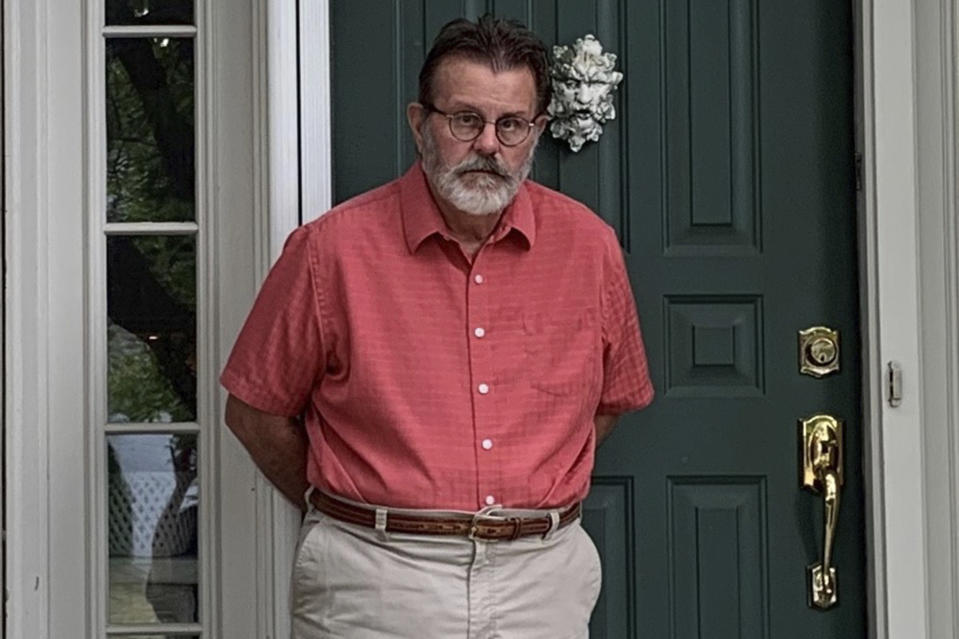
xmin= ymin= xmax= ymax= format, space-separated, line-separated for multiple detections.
xmin=374 ymin=507 xmax=388 ymax=540
xmin=542 ymin=509 xmax=561 ymax=540
xmin=303 ymin=485 xmax=316 ymax=513
xmin=508 ymin=517 xmax=523 ymax=541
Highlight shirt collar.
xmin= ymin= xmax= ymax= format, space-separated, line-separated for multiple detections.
xmin=400 ymin=161 xmax=536 ymax=254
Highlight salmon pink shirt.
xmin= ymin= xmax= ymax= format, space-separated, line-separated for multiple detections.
xmin=221 ymin=163 xmax=653 ymax=510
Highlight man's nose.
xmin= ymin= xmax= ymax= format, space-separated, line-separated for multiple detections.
xmin=471 ymin=122 xmax=501 ymax=155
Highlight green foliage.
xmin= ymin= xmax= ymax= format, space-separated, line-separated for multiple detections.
xmin=131 ymin=235 xmax=197 ymax=312
xmin=106 ymin=37 xmax=194 ymax=223
xmin=108 ymin=321 xmax=191 ymax=423
xmin=105 ymin=35 xmax=198 ymax=420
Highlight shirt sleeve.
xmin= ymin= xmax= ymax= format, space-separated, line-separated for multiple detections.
xmin=597 ymin=227 xmax=654 ymax=415
xmin=220 ymin=225 xmax=326 ymax=416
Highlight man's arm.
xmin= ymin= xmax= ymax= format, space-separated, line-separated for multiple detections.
xmin=594 ymin=414 xmax=619 ymax=447
xmin=224 ymin=394 xmax=311 ymax=511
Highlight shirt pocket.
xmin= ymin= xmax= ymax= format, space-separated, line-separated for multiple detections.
xmin=523 ymin=309 xmax=601 ymax=397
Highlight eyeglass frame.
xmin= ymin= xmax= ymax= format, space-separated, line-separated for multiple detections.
xmin=421 ymin=103 xmax=545 ymax=147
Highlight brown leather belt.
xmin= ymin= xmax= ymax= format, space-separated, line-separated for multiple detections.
xmin=310 ymin=490 xmax=581 ymax=541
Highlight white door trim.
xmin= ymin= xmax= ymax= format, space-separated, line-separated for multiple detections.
xmin=4 ymin=1 xmax=58 ymax=636
xmin=298 ymin=1 xmax=334 ymax=222
xmin=4 ymin=0 xmax=91 ymax=634
xmin=860 ymin=0 xmax=959 ymax=636
xmin=263 ymin=3 xmax=334 ymax=637
xmin=911 ymin=0 xmax=959 ymax=636
xmin=855 ymin=1 xmax=889 ymax=634
xmin=861 ymin=0 xmax=928 ymax=633
xmin=259 ymin=2 xmax=323 ymax=638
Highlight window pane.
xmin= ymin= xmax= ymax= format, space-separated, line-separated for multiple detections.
xmin=106 ymin=38 xmax=194 ymax=222
xmin=107 ymin=235 xmax=196 ymax=423
xmin=108 ymin=434 xmax=199 ymax=625
xmin=106 ymin=0 xmax=194 ymax=25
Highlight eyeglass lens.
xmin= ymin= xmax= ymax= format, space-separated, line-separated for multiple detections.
xmin=447 ymin=112 xmax=531 ymax=146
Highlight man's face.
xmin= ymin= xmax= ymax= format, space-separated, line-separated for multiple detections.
xmin=409 ymin=57 xmax=544 ymax=216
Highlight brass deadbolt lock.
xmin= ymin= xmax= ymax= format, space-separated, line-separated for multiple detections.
xmin=799 ymin=327 xmax=840 ymax=378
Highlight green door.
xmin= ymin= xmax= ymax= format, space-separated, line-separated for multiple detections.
xmin=331 ymin=2 xmax=865 ymax=637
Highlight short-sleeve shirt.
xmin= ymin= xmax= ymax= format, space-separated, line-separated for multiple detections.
xmin=220 ymin=162 xmax=653 ymax=510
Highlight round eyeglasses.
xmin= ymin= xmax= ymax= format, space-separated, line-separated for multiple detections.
xmin=424 ymin=104 xmax=539 ymax=147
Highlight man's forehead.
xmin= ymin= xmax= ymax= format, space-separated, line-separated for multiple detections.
xmin=433 ymin=55 xmax=535 ymax=83
xmin=432 ymin=56 xmax=537 ymax=111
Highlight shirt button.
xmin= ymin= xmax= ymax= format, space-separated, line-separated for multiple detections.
xmin=481 ymin=438 xmax=493 ymax=450
xmin=474 ymin=274 xmax=485 ymax=284
xmin=477 ymin=383 xmax=490 ymax=395
xmin=485 ymin=495 xmax=496 ymax=506
xmin=474 ymin=327 xmax=486 ymax=338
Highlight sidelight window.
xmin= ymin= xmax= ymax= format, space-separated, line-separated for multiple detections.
xmin=98 ymin=1 xmax=206 ymax=636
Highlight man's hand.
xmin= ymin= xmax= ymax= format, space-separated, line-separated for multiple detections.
xmin=224 ymin=394 xmax=311 ymax=511
xmin=594 ymin=414 xmax=619 ymax=447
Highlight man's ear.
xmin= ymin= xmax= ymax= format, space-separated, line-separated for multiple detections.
xmin=533 ymin=113 xmax=550 ymax=134
xmin=529 ymin=114 xmax=549 ymax=144
xmin=407 ymin=103 xmax=426 ymax=153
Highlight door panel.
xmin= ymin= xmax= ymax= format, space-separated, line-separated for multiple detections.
xmin=331 ymin=2 xmax=864 ymax=637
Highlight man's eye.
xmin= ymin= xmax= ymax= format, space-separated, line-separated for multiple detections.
xmin=454 ymin=113 xmax=482 ymax=127
xmin=498 ymin=117 xmax=524 ymax=132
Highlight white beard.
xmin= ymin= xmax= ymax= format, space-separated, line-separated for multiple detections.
xmin=420 ymin=125 xmax=536 ymax=216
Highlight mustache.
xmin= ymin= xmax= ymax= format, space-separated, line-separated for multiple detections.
xmin=452 ymin=155 xmax=510 ymax=179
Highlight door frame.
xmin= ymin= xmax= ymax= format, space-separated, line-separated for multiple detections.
xmin=864 ymin=0 xmax=959 ymax=636
xmin=913 ymin=0 xmax=959 ymax=632
xmin=257 ymin=2 xmax=335 ymax=635
xmin=4 ymin=0 xmax=84 ymax=634
xmin=869 ymin=0 xmax=959 ymax=636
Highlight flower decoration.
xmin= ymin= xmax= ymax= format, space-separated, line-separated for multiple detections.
xmin=547 ymin=34 xmax=624 ymax=152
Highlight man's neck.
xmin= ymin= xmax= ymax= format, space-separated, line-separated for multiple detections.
xmin=441 ymin=207 xmax=501 ymax=261
xmin=427 ymin=184 xmax=504 ymax=246
xmin=440 ymin=206 xmax=502 ymax=244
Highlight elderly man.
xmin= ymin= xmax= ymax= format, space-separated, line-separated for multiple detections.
xmin=221 ymin=15 xmax=653 ymax=639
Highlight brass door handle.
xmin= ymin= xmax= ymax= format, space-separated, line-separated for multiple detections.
xmin=801 ymin=415 xmax=844 ymax=609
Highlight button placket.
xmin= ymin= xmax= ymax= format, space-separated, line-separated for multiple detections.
xmin=467 ymin=258 xmax=498 ymax=510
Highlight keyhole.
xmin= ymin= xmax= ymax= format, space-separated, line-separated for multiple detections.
xmin=808 ymin=338 xmax=837 ymax=366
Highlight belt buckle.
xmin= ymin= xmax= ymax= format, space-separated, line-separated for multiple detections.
xmin=468 ymin=513 xmax=492 ymax=541
xmin=468 ymin=513 xmax=523 ymax=541
xmin=468 ymin=511 xmax=504 ymax=541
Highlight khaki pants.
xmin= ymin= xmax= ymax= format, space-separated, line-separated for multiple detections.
xmin=291 ymin=503 xmax=602 ymax=639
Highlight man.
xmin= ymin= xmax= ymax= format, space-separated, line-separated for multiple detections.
xmin=221 ymin=15 xmax=653 ymax=639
